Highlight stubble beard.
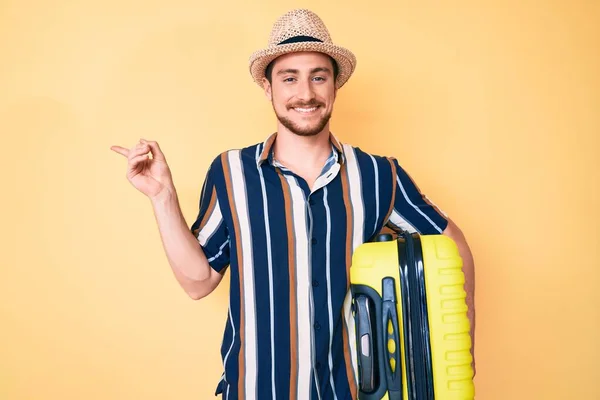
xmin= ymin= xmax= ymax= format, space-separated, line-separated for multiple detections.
xmin=273 ymin=100 xmax=332 ymax=137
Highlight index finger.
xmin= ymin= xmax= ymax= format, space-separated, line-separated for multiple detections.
xmin=110 ymin=145 xmax=129 ymax=157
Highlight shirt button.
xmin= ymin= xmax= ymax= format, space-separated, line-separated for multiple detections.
xmin=316 ymin=362 xmax=321 ymax=369
xmin=312 ymin=280 xmax=319 ymax=287
xmin=309 ymin=198 xmax=315 ymax=206
xmin=314 ymin=322 xmax=321 ymax=330
xmin=311 ymin=238 xmax=317 ymax=245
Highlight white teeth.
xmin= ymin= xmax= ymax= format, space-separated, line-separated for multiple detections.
xmin=294 ymin=107 xmax=318 ymax=113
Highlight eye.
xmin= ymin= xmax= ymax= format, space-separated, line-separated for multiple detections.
xmin=313 ymin=76 xmax=326 ymax=82
xmin=283 ymin=77 xmax=296 ymax=82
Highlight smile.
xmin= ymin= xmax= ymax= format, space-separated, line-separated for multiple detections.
xmin=293 ymin=106 xmax=319 ymax=114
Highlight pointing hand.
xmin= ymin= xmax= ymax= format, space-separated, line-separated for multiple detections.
xmin=111 ymin=139 xmax=174 ymax=200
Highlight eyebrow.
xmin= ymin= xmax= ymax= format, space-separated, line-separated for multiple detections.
xmin=276 ymin=67 xmax=332 ymax=75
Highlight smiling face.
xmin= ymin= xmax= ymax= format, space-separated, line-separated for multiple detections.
xmin=263 ymin=51 xmax=337 ymax=137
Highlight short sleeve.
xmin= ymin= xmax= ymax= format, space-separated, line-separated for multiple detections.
xmin=385 ymin=157 xmax=449 ymax=235
xmin=190 ymin=160 xmax=230 ymax=273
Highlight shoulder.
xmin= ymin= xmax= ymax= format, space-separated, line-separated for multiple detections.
xmin=340 ymin=142 xmax=401 ymax=169
xmin=208 ymin=141 xmax=264 ymax=169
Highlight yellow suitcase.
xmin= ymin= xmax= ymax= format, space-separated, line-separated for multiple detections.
xmin=350 ymin=231 xmax=475 ymax=400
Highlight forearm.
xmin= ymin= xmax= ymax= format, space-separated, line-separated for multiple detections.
xmin=150 ymin=188 xmax=213 ymax=285
xmin=443 ymin=220 xmax=476 ymax=358
xmin=457 ymin=235 xmax=476 ymax=352
xmin=458 ymin=239 xmax=476 ymax=377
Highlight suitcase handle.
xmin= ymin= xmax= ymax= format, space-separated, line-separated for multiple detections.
xmin=382 ymin=277 xmax=402 ymax=400
xmin=355 ymin=295 xmax=375 ymax=392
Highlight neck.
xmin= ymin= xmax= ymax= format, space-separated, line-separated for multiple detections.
xmin=272 ymin=125 xmax=332 ymax=169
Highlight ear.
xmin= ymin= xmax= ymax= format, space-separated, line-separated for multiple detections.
xmin=262 ymin=78 xmax=272 ymax=101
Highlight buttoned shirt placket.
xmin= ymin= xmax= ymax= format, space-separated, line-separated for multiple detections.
xmin=273 ymin=148 xmax=341 ymax=400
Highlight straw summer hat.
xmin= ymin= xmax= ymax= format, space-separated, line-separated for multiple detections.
xmin=248 ymin=9 xmax=357 ymax=89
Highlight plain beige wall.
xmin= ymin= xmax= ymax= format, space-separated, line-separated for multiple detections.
xmin=1 ymin=0 xmax=599 ymax=399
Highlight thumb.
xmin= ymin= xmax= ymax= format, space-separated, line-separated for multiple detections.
xmin=140 ymin=139 xmax=166 ymax=161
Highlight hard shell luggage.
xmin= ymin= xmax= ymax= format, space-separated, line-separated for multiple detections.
xmin=350 ymin=231 xmax=475 ymax=400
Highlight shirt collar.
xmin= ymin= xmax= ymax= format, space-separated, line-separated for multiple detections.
xmin=256 ymin=132 xmax=346 ymax=167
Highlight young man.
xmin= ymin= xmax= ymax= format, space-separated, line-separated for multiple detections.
xmin=111 ymin=9 xmax=475 ymax=400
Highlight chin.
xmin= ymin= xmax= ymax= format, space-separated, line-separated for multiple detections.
xmin=274 ymin=106 xmax=331 ymax=137
xmin=284 ymin=118 xmax=329 ymax=137
xmin=292 ymin=128 xmax=322 ymax=137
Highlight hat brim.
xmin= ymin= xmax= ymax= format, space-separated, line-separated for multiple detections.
xmin=249 ymin=42 xmax=356 ymax=89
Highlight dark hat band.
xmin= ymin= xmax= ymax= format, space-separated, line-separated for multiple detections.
xmin=277 ymin=35 xmax=323 ymax=45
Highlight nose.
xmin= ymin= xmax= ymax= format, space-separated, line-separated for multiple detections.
xmin=296 ymin=78 xmax=316 ymax=102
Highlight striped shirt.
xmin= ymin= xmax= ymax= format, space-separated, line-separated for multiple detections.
xmin=190 ymin=132 xmax=448 ymax=400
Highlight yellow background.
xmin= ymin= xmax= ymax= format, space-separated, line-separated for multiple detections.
xmin=1 ymin=0 xmax=598 ymax=399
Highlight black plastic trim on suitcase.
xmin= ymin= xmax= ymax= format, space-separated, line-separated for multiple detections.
xmin=381 ymin=277 xmax=403 ymax=400
xmin=398 ymin=232 xmax=435 ymax=400
xmin=414 ymin=235 xmax=435 ymax=399
xmin=351 ymin=284 xmax=395 ymax=400
xmin=355 ymin=295 xmax=375 ymax=392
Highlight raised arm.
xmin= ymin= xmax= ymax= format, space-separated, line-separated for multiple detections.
xmin=111 ymin=139 xmax=224 ymax=299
